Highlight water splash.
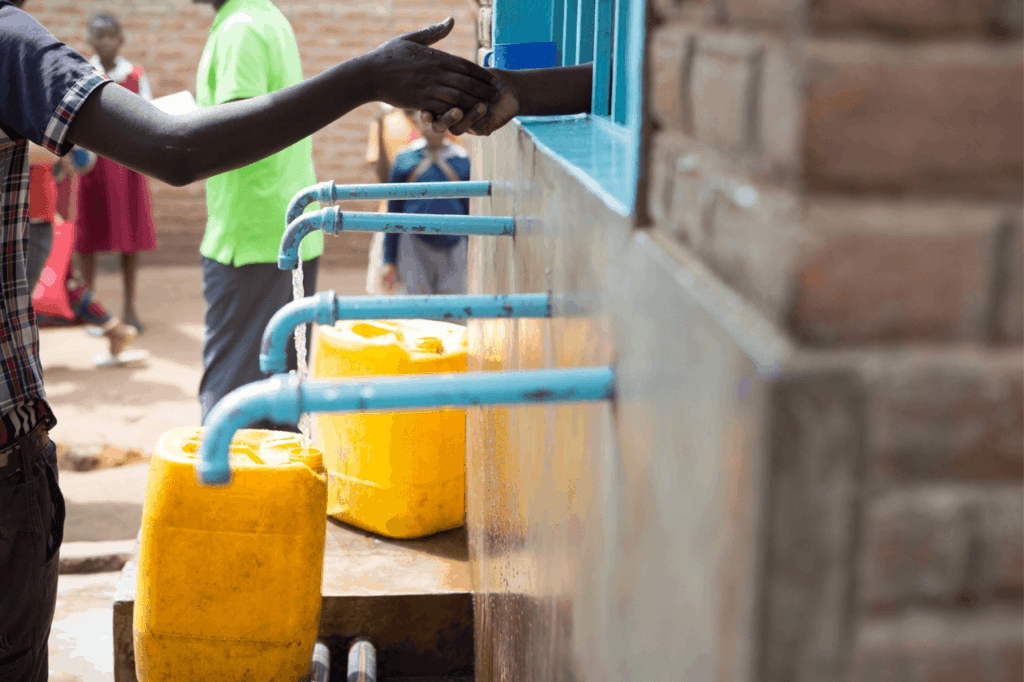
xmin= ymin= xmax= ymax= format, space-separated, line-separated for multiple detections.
xmin=292 ymin=265 xmax=310 ymax=453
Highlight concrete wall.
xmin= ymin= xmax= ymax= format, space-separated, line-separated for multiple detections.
xmin=26 ymin=0 xmax=479 ymax=266
xmin=470 ymin=0 xmax=1023 ymax=680
xmin=468 ymin=123 xmax=788 ymax=682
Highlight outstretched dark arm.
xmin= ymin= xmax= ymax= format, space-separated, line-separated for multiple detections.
xmin=67 ymin=19 xmax=497 ymax=187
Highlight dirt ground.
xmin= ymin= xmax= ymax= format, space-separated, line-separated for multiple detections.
xmin=40 ymin=259 xmax=367 ymax=457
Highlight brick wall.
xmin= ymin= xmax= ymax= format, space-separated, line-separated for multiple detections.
xmin=644 ymin=1 xmax=1023 ymax=680
xmin=471 ymin=0 xmax=1022 ymax=680
xmin=26 ymin=0 xmax=478 ymax=267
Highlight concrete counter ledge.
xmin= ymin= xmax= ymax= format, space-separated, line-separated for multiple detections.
xmin=114 ymin=523 xmax=473 ymax=682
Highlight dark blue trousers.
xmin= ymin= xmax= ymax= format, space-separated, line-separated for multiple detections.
xmin=199 ymin=256 xmax=319 ymax=431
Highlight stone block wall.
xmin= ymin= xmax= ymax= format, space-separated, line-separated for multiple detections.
xmin=25 ymin=0 xmax=478 ymax=266
xmin=471 ymin=0 xmax=1023 ymax=680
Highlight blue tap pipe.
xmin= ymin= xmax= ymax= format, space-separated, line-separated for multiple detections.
xmin=197 ymin=367 xmax=616 ymax=485
xmin=279 ymin=207 xmax=516 ymax=269
xmin=285 ymin=181 xmax=492 ymax=227
xmin=285 ymin=180 xmax=336 ymax=227
xmin=259 ymin=291 xmax=552 ymax=374
xmin=334 ymin=180 xmax=491 ymax=202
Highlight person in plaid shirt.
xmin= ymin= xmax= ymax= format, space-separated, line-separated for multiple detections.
xmin=0 ymin=1 xmax=501 ymax=678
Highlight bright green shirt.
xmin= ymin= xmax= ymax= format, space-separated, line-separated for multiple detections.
xmin=196 ymin=0 xmax=322 ymax=266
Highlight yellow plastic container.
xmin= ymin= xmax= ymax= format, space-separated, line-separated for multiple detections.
xmin=311 ymin=319 xmax=467 ymax=538
xmin=134 ymin=428 xmax=327 ymax=682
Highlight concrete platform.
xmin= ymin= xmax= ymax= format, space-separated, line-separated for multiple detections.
xmin=113 ymin=521 xmax=474 ymax=682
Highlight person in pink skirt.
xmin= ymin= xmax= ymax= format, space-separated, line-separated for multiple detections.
xmin=73 ymin=12 xmax=156 ymax=332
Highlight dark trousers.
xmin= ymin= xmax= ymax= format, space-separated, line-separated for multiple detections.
xmin=0 ymin=426 xmax=62 ymax=682
xmin=199 ymin=256 xmax=319 ymax=430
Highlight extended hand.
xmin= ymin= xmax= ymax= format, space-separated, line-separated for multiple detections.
xmin=365 ymin=18 xmax=498 ymax=118
xmin=423 ymin=68 xmax=520 ymax=137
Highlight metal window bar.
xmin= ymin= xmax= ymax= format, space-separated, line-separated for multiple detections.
xmin=575 ymin=0 xmax=596 ymax=66
xmin=561 ymin=0 xmax=578 ymax=66
xmin=552 ymin=0 xmax=565 ymax=65
xmin=591 ymin=0 xmax=615 ymax=117
xmin=610 ymin=0 xmax=631 ymax=123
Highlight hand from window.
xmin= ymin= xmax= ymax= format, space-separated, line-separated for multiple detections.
xmin=365 ymin=19 xmax=498 ymax=118
xmin=422 ymin=68 xmax=520 ymax=137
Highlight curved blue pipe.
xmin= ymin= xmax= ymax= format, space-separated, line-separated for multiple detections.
xmin=259 ymin=292 xmax=552 ymax=374
xmin=286 ymin=181 xmax=492 ymax=227
xmin=198 ymin=367 xmax=616 ymax=485
xmin=332 ymin=180 xmax=491 ymax=202
xmin=279 ymin=208 xmax=516 ymax=269
xmin=285 ymin=180 xmax=336 ymax=227
xmin=279 ymin=208 xmax=338 ymax=269
xmin=196 ymin=373 xmax=302 ymax=485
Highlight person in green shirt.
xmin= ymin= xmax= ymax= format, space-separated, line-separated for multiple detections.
xmin=191 ymin=0 xmax=324 ymax=426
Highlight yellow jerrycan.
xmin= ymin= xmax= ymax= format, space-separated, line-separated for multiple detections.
xmin=311 ymin=319 xmax=467 ymax=538
xmin=134 ymin=427 xmax=327 ymax=682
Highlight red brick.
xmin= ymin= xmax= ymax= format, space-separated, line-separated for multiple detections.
xmin=648 ymin=27 xmax=695 ymax=134
xmin=992 ymin=215 xmax=1023 ymax=345
xmin=853 ymin=611 xmax=1024 ymax=682
xmin=912 ymin=648 xmax=989 ymax=682
xmin=54 ymin=4 xmax=86 ymax=16
xmin=758 ymin=41 xmax=801 ymax=177
xmin=791 ymin=232 xmax=994 ymax=344
xmin=652 ymin=0 xmax=720 ymax=22
xmin=724 ymin=0 xmax=805 ymax=29
xmin=803 ymin=42 xmax=1024 ymax=199
xmin=811 ymin=0 xmax=1023 ymax=39
xmin=979 ymin=489 xmax=1024 ymax=598
xmin=691 ymin=34 xmax=763 ymax=151
xmin=860 ymin=489 xmax=975 ymax=610
xmin=647 ymin=132 xmax=707 ymax=248
xmin=868 ymin=350 xmax=1023 ymax=482
xmin=992 ymin=641 xmax=1024 ymax=682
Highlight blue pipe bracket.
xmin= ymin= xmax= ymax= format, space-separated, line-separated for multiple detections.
xmin=259 ymin=291 xmax=552 ymax=374
xmin=197 ymin=367 xmax=616 ymax=485
xmin=286 ymin=180 xmax=493 ymax=227
xmin=279 ymin=208 xmax=516 ymax=270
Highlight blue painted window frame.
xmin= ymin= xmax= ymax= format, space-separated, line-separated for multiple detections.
xmin=492 ymin=0 xmax=646 ymax=217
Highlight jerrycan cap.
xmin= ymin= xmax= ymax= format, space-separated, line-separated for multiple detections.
xmin=287 ymin=447 xmax=324 ymax=472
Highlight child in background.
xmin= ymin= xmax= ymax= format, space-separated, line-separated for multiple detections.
xmin=365 ymin=105 xmax=464 ymax=294
xmin=74 ymin=12 xmax=157 ymax=332
xmin=379 ymin=115 xmax=470 ymax=295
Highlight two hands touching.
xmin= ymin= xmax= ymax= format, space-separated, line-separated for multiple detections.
xmin=363 ymin=17 xmax=523 ymax=138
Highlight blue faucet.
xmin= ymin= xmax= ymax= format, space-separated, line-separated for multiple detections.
xmin=280 ymin=179 xmax=505 ymax=270
xmin=197 ymin=367 xmax=617 ymax=485
xmin=258 ymin=291 xmax=552 ymax=375
xmin=278 ymin=208 xmax=515 ymax=270
xmin=286 ymin=180 xmax=493 ymax=227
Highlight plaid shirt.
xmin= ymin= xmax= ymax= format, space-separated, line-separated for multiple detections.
xmin=1 ymin=2 xmax=109 ymax=445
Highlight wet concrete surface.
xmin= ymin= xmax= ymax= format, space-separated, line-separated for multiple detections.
xmin=49 ymin=572 xmax=121 ymax=682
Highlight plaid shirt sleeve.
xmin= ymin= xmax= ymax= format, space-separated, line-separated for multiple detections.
xmin=0 ymin=4 xmax=110 ymax=443
xmin=39 ymin=71 xmax=109 ymax=155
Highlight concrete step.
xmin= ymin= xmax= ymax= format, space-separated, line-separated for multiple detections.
xmin=113 ymin=522 xmax=473 ymax=682
xmin=60 ymin=539 xmax=135 ymax=574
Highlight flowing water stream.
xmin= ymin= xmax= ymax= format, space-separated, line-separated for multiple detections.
xmin=292 ymin=266 xmax=311 ymax=453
